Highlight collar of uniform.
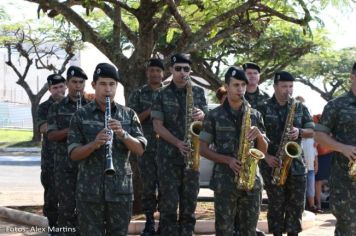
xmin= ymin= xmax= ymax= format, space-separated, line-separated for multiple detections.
xmin=246 ymin=86 xmax=260 ymax=96
xmin=222 ymin=97 xmax=247 ymax=112
xmin=141 ymin=82 xmax=163 ymax=92
xmin=63 ymin=96 xmax=71 ymax=104
xmin=48 ymin=96 xmax=55 ymax=103
xmin=91 ymin=99 xmax=119 ymax=113
xmin=168 ymin=80 xmax=186 ymax=93
xmin=271 ymin=94 xmax=291 ymax=108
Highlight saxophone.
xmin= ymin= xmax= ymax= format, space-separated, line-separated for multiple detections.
xmin=349 ymin=161 xmax=356 ymax=180
xmin=271 ymin=98 xmax=302 ymax=186
xmin=235 ymin=101 xmax=265 ymax=191
xmin=184 ymin=76 xmax=203 ymax=171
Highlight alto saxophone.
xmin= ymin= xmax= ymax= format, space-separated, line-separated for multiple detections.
xmin=184 ymin=76 xmax=203 ymax=171
xmin=235 ymin=101 xmax=265 ymax=191
xmin=271 ymin=98 xmax=302 ymax=186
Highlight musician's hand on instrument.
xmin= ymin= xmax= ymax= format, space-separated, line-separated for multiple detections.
xmin=177 ymin=141 xmax=190 ymax=156
xmin=288 ymin=127 xmax=299 ymax=140
xmin=341 ymin=144 xmax=356 ymax=162
xmin=109 ymin=119 xmax=124 ymax=137
xmin=265 ymin=154 xmax=279 ymax=168
xmin=192 ymin=107 xmax=204 ymax=121
xmin=247 ymin=126 xmax=262 ymax=141
xmin=94 ymin=129 xmax=111 ymax=149
xmin=228 ymin=158 xmax=241 ymax=176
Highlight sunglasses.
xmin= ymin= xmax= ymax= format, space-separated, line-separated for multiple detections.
xmin=174 ymin=66 xmax=191 ymax=72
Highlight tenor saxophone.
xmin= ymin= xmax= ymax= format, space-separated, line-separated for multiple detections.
xmin=235 ymin=102 xmax=265 ymax=191
xmin=271 ymin=98 xmax=302 ymax=186
xmin=184 ymin=76 xmax=203 ymax=171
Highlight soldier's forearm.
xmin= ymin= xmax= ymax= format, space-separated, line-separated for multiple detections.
xmin=47 ymin=128 xmax=69 ymax=141
xmin=70 ymin=141 xmax=98 ymax=161
xmin=315 ymin=131 xmax=344 ymax=153
xmin=301 ymin=128 xmax=314 ymax=138
xmin=39 ymin=123 xmax=48 ymax=134
xmin=153 ymin=120 xmax=181 ymax=148
xmin=256 ymin=135 xmax=268 ymax=154
xmin=138 ymin=109 xmax=151 ymax=123
xmin=200 ymin=142 xmax=231 ymax=165
xmin=119 ymin=135 xmax=145 ymax=156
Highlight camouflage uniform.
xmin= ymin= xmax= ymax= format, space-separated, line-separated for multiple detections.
xmin=37 ymin=96 xmax=58 ymax=229
xmin=127 ymin=84 xmax=160 ymax=214
xmin=151 ymin=82 xmax=207 ymax=236
xmin=199 ymin=100 xmax=265 ymax=236
xmin=67 ymin=100 xmax=146 ymax=235
xmin=47 ymin=95 xmax=89 ymax=234
xmin=258 ymin=96 xmax=314 ymax=234
xmin=245 ymin=87 xmax=270 ymax=109
xmin=315 ymin=90 xmax=356 ymax=236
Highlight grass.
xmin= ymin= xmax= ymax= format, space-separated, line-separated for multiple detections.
xmin=0 ymin=129 xmax=40 ymax=148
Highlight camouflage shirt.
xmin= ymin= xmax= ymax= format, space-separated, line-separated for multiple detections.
xmin=47 ymin=96 xmax=89 ymax=170
xmin=67 ymin=101 xmax=147 ymax=202
xmin=151 ymin=81 xmax=207 ymax=165
xmin=199 ymin=99 xmax=266 ymax=191
xmin=127 ymin=83 xmax=161 ymax=152
xmin=315 ymin=90 xmax=356 ymax=180
xmin=244 ymin=87 xmax=270 ymax=109
xmin=37 ymin=96 xmax=56 ymax=170
xmin=258 ymin=95 xmax=314 ymax=175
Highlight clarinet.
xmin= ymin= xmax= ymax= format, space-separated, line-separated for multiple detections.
xmin=104 ymin=96 xmax=116 ymax=175
xmin=76 ymin=91 xmax=82 ymax=110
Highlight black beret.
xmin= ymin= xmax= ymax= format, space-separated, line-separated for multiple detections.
xmin=274 ymin=71 xmax=295 ymax=84
xmin=171 ymin=53 xmax=192 ymax=65
xmin=352 ymin=62 xmax=356 ymax=71
xmin=242 ymin=62 xmax=261 ymax=73
xmin=67 ymin=66 xmax=88 ymax=80
xmin=146 ymin=58 xmax=164 ymax=70
xmin=47 ymin=74 xmax=65 ymax=86
xmin=225 ymin=66 xmax=249 ymax=84
xmin=93 ymin=63 xmax=120 ymax=82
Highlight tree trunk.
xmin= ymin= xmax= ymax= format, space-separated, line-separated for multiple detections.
xmin=30 ymin=98 xmax=41 ymax=142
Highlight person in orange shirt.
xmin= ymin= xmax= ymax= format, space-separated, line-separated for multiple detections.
xmin=313 ymin=114 xmax=333 ymax=210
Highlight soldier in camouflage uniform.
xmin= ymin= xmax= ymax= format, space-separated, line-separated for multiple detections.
xmin=37 ymin=74 xmax=66 ymax=234
xmin=243 ymin=62 xmax=270 ymax=109
xmin=68 ymin=63 xmax=147 ymax=236
xmin=258 ymin=71 xmax=314 ymax=236
xmin=199 ymin=67 xmax=268 ymax=236
xmin=241 ymin=62 xmax=270 ymax=236
xmin=47 ymin=66 xmax=89 ymax=235
xmin=315 ymin=63 xmax=356 ymax=236
xmin=151 ymin=53 xmax=206 ymax=236
xmin=127 ymin=58 xmax=164 ymax=236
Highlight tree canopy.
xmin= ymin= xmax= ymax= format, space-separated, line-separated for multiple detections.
xmin=24 ymin=0 xmax=334 ymax=97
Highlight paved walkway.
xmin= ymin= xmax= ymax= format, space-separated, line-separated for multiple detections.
xmin=0 ymin=150 xmax=336 ymax=235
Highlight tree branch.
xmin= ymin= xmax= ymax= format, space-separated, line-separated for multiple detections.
xmin=33 ymin=0 xmax=113 ymax=60
xmin=255 ymin=1 xmax=311 ymax=26
xmin=166 ymin=0 xmax=192 ymax=37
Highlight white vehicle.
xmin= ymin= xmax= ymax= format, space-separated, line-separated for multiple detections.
xmin=199 ymin=103 xmax=219 ymax=188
